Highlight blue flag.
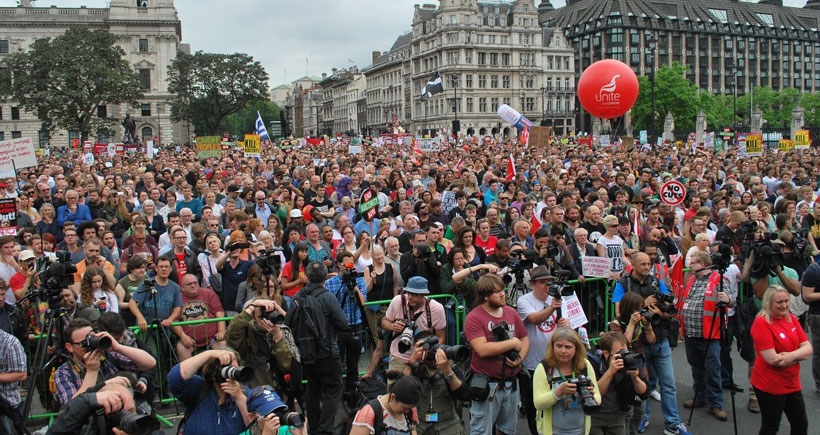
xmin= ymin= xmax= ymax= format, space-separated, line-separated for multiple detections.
xmin=255 ymin=111 xmax=269 ymax=140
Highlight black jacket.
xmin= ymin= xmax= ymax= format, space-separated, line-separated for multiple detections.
xmin=0 ymin=304 xmax=28 ymax=352
xmin=161 ymin=247 xmax=202 ymax=285
xmin=298 ymin=283 xmax=349 ymax=357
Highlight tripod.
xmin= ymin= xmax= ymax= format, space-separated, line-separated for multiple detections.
xmin=19 ymin=291 xmax=70 ymax=430
xmin=686 ymin=268 xmax=738 ymax=435
xmin=136 ymin=284 xmax=179 ymax=406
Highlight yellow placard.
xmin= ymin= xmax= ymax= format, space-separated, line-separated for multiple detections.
xmin=196 ymin=136 xmax=222 ymax=159
xmin=745 ymin=133 xmax=762 ymax=156
xmin=778 ymin=139 xmax=792 ymax=153
xmin=243 ymin=134 xmax=261 ymax=158
xmin=794 ymin=130 xmax=811 ymax=150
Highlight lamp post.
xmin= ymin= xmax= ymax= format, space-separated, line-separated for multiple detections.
xmin=731 ymin=65 xmax=738 ymax=131
xmin=647 ymin=37 xmax=656 ymax=140
xmin=541 ymin=86 xmax=547 ymax=124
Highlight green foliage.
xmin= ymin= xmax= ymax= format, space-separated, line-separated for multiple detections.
xmin=800 ymin=92 xmax=820 ymax=127
xmin=1 ymin=27 xmax=143 ymax=142
xmin=632 ymin=63 xmax=704 ymax=134
xmin=223 ymin=100 xmax=280 ymax=138
xmin=167 ymin=51 xmax=270 ymax=135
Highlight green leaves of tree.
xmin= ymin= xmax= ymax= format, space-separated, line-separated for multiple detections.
xmin=167 ymin=51 xmax=270 ymax=135
xmin=1 ymin=27 xmax=143 ymax=142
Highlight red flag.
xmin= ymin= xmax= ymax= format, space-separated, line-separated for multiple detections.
xmin=505 ymin=154 xmax=516 ymax=182
xmin=455 ymin=158 xmax=463 ymax=174
xmin=633 ymin=209 xmax=641 ymax=239
xmin=670 ymin=257 xmax=685 ymax=310
xmin=531 ymin=215 xmax=541 ymax=236
xmin=521 ymin=125 xmax=530 ymax=147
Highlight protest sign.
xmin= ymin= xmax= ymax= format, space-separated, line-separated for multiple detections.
xmin=582 ymin=256 xmax=612 ymax=278
xmin=639 ymin=130 xmax=647 ymax=145
xmin=441 ymin=191 xmax=456 ymax=216
xmin=0 ymin=198 xmax=17 ymax=236
xmin=544 ymin=293 xmax=589 ymax=329
xmin=745 ymin=133 xmax=763 ymax=156
xmin=779 ymin=139 xmax=792 ymax=153
xmin=243 ymin=134 xmax=261 ymax=159
xmin=794 ymin=130 xmax=811 ymax=150
xmin=529 ymin=126 xmax=551 ymax=148
xmin=419 ymin=138 xmax=441 ymax=152
xmin=197 ymin=136 xmax=222 ymax=159
xmin=0 ymin=137 xmax=38 ymax=178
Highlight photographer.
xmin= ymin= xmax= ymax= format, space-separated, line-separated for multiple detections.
xmin=538 ymin=227 xmax=582 ymax=281
xmin=400 ymin=233 xmax=442 ymax=297
xmin=590 ymin=332 xmax=649 ymax=435
xmin=45 ymin=382 xmax=157 ymax=435
xmin=53 ymin=318 xmax=156 ymax=406
xmin=464 ymin=274 xmax=529 ymax=435
xmin=382 ymin=276 xmax=447 ymax=372
xmin=167 ymin=349 xmax=253 ymax=435
xmin=517 ymin=265 xmax=570 ymax=435
xmin=243 ymin=385 xmax=307 ymax=435
xmin=216 ymin=240 xmax=255 ymax=316
xmin=402 ymin=336 xmax=470 ymax=435
xmin=97 ymin=312 xmax=156 ymax=406
xmin=0 ymin=327 xmax=26 ymax=435
xmin=225 ymin=298 xmax=293 ymax=390
xmin=324 ymin=251 xmax=368 ymax=392
xmin=611 ymin=252 xmax=689 ymax=435
xmin=680 ymin=251 xmax=730 ymax=422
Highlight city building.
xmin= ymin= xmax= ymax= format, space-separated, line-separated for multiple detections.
xmin=362 ymin=33 xmax=412 ymax=136
xmin=0 ymin=0 xmax=188 ymax=147
xmin=538 ymin=0 xmax=820 ymax=132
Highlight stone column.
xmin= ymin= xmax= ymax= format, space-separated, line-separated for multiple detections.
xmin=696 ymin=109 xmax=707 ymax=144
xmin=663 ymin=112 xmax=675 ymax=143
xmin=751 ymin=106 xmax=765 ymax=133
xmin=792 ymin=104 xmax=805 ymax=139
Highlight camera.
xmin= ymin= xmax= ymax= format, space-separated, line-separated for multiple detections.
xmin=143 ymin=277 xmax=156 ymax=290
xmin=28 ymin=250 xmax=78 ymax=306
xmin=616 ymin=349 xmax=645 ymax=372
xmin=567 ymin=375 xmax=599 ymax=414
xmin=80 ymin=333 xmax=113 ymax=351
xmin=418 ymin=336 xmax=470 ymax=363
xmin=506 ymin=249 xmax=537 ymax=273
xmin=228 ymin=242 xmax=250 ymax=251
xmin=491 ymin=321 xmax=519 ymax=360
xmin=339 ymin=262 xmax=363 ymax=289
xmin=397 ymin=319 xmax=417 ymax=354
xmin=638 ymin=308 xmax=662 ymax=327
xmin=654 ymin=292 xmax=678 ymax=314
xmin=415 ymin=243 xmax=432 ymax=258
xmin=106 ymin=410 xmax=160 ymax=435
xmin=272 ymin=408 xmax=305 ymax=428
xmin=262 ymin=310 xmax=285 ymax=324
xmin=545 ymin=240 xmax=561 ymax=258
xmin=256 ymin=248 xmax=283 ymax=276
xmin=217 ymin=365 xmax=254 ymax=383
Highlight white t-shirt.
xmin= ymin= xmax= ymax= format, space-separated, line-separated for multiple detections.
xmin=597 ymin=234 xmax=625 ymax=273
xmin=517 ymin=291 xmax=560 ymax=371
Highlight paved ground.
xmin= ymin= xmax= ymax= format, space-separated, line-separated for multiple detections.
xmin=25 ymin=342 xmax=820 ymax=434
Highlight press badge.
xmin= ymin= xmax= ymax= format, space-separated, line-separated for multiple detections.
xmin=425 ymin=413 xmax=439 ymax=423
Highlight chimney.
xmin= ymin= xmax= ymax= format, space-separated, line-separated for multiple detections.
xmin=372 ymin=51 xmax=382 ymax=63
xmin=332 ymin=68 xmax=338 ymax=76
xmin=322 ymin=73 xmax=327 ymax=80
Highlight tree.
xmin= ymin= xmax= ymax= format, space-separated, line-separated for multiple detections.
xmin=223 ymin=100 xmax=280 ymax=138
xmin=1 ymin=27 xmax=143 ymax=142
xmin=631 ymin=63 xmax=705 ymax=134
xmin=167 ymin=51 xmax=270 ymax=135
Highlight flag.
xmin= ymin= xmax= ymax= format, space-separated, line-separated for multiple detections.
xmin=420 ymin=72 xmax=444 ymax=101
xmin=633 ymin=209 xmax=641 ymax=240
xmin=505 ymin=154 xmax=516 ymax=182
xmin=255 ymin=111 xmax=269 ymax=140
xmin=520 ymin=125 xmax=530 ymax=147
xmin=670 ymin=257 xmax=685 ymax=310
xmin=455 ymin=158 xmax=463 ymax=174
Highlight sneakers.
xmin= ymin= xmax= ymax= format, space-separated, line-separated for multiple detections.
xmin=637 ymin=418 xmax=649 ymax=433
xmin=709 ymin=407 xmax=728 ymax=421
xmin=683 ymin=399 xmax=707 ymax=408
xmin=747 ymin=392 xmax=760 ymax=413
xmin=650 ymin=389 xmax=662 ymax=402
xmin=663 ymin=423 xmax=693 ymax=435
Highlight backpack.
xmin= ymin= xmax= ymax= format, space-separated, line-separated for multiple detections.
xmin=285 ymin=285 xmax=331 ymax=364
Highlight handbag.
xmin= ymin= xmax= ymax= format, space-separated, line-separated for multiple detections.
xmin=206 ymin=256 xmax=222 ymax=293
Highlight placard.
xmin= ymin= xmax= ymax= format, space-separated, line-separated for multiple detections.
xmin=582 ymin=256 xmax=612 ymax=278
xmin=545 ymin=292 xmax=589 ymax=329
xmin=660 ymin=180 xmax=686 ymax=206
xmin=243 ymin=134 xmax=261 ymax=159
xmin=82 ymin=152 xmax=95 ymax=167
xmin=639 ymin=130 xmax=647 ymax=145
xmin=0 ymin=198 xmax=17 ymax=236
xmin=419 ymin=138 xmax=441 ymax=153
xmin=348 ymin=145 xmax=362 ymax=155
xmin=794 ymin=130 xmax=810 ymax=150
xmin=440 ymin=190 xmax=456 ymax=216
xmin=196 ymin=136 xmax=222 ymax=159
xmin=0 ymin=137 xmax=38 ymax=178
xmin=529 ymin=126 xmax=551 ymax=148
xmin=779 ymin=139 xmax=792 ymax=153
xmin=745 ymin=133 xmax=763 ymax=157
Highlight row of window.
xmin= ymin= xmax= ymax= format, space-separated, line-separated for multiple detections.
xmin=415 ymin=96 xmax=572 ymax=116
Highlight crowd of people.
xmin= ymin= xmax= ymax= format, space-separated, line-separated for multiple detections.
xmin=0 ymin=135 xmax=816 ymax=435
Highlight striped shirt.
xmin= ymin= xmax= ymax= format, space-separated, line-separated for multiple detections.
xmin=0 ymin=329 xmax=26 ymax=407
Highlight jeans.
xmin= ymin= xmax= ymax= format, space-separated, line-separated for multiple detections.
xmin=338 ymin=324 xmax=363 ymax=390
xmin=752 ymin=387 xmax=808 ymax=435
xmin=303 ymin=356 xmax=343 ymax=435
xmin=684 ymin=337 xmax=723 ymax=409
xmin=641 ymin=340 xmax=682 ymax=431
xmin=469 ymin=380 xmax=520 ymax=435
xmin=808 ymin=314 xmax=820 ymax=391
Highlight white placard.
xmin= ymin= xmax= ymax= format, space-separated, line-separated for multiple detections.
xmin=582 ymin=256 xmax=612 ymax=278
xmin=107 ymin=143 xmax=117 ymax=157
xmin=440 ymin=190 xmax=456 ymax=216
xmin=146 ymin=140 xmax=155 ymax=159
xmin=82 ymin=152 xmax=95 ymax=167
xmin=348 ymin=145 xmax=362 ymax=155
xmin=546 ymin=292 xmax=589 ymax=329
xmin=419 ymin=138 xmax=441 ymax=152
xmin=0 ymin=137 xmax=38 ymax=178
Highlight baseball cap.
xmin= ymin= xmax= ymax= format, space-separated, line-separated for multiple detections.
xmin=18 ymin=250 xmax=35 ymax=261
xmin=246 ymin=386 xmax=287 ymax=417
xmin=289 ymin=209 xmax=302 ymax=218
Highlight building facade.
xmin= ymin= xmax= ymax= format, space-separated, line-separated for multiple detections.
xmin=539 ymin=0 xmax=820 ymax=132
xmin=0 ymin=0 xmax=187 ymax=147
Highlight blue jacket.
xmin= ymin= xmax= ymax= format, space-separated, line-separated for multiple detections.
xmin=57 ymin=204 xmax=92 ymax=226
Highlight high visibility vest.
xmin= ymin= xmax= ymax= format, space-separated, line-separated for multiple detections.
xmin=682 ymin=271 xmax=722 ymax=340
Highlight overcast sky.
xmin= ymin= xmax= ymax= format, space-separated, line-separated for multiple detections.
xmin=2 ymin=0 xmax=812 ymax=88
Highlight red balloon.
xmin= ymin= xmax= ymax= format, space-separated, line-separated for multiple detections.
xmin=577 ymin=59 xmax=640 ymax=119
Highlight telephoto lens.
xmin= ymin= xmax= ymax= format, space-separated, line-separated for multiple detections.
xmin=219 ymin=365 xmax=255 ymax=383
xmin=81 ymin=333 xmax=113 ymax=351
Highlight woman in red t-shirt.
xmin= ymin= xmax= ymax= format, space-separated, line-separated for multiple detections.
xmin=279 ymin=242 xmax=309 ymax=304
xmin=750 ymin=285 xmax=813 ymax=435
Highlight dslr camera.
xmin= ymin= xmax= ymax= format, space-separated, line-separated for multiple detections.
xmin=615 ymin=349 xmax=645 ymax=372
xmin=414 ymin=243 xmax=432 ymax=259
xmin=80 ymin=333 xmax=113 ymax=351
xmin=397 ymin=319 xmax=417 ymax=353
xmin=491 ymin=321 xmax=520 ymax=360
xmin=418 ymin=336 xmax=470 ymax=363
xmin=105 ymin=408 xmax=160 ymax=435
xmin=212 ymin=360 xmax=255 ymax=383
xmin=567 ymin=375 xmax=599 ymax=414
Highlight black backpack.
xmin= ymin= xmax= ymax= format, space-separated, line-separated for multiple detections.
xmin=285 ymin=285 xmax=332 ymax=364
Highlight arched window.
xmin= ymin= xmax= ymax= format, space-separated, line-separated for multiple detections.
xmin=141 ymin=127 xmax=153 ymax=142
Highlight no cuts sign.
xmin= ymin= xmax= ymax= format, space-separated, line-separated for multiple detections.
xmin=660 ymin=180 xmax=686 ymax=206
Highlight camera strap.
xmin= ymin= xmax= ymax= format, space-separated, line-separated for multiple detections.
xmin=400 ymin=294 xmax=432 ymax=328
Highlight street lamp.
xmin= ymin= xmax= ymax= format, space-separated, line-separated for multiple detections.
xmin=541 ymin=86 xmax=547 ymax=123
xmin=731 ymin=65 xmax=738 ymax=131
xmin=647 ymin=37 xmax=656 ymax=140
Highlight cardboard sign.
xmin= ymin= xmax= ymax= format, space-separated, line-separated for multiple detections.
xmin=0 ymin=137 xmax=38 ymax=178
xmin=745 ymin=133 xmax=763 ymax=157
xmin=196 ymin=136 xmax=222 ymax=159
xmin=582 ymin=256 xmax=612 ymax=278
xmin=243 ymin=134 xmax=261 ymax=158
xmin=794 ymin=130 xmax=811 ymax=150
xmin=529 ymin=126 xmax=551 ymax=148
xmin=0 ymin=198 xmax=17 ymax=236
xmin=660 ymin=180 xmax=686 ymax=206
xmin=82 ymin=152 xmax=95 ymax=167
xmin=419 ymin=138 xmax=441 ymax=153
xmin=348 ymin=145 xmax=362 ymax=155
xmin=779 ymin=139 xmax=792 ymax=153
xmin=703 ymin=132 xmax=713 ymax=150
xmin=545 ymin=292 xmax=589 ymax=329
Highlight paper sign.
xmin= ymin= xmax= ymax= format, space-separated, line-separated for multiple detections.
xmin=348 ymin=145 xmax=362 ymax=155
xmin=441 ymin=190 xmax=456 ymax=216
xmin=0 ymin=198 xmax=17 ymax=236
xmin=545 ymin=292 xmax=589 ymax=329
xmin=794 ymin=130 xmax=810 ymax=150
xmin=0 ymin=137 xmax=38 ymax=178
xmin=745 ymin=133 xmax=763 ymax=156
xmin=146 ymin=141 xmax=154 ymax=159
xmin=419 ymin=138 xmax=441 ymax=152
xmin=639 ymin=130 xmax=647 ymax=145
xmin=107 ymin=143 xmax=117 ymax=157
xmin=243 ymin=134 xmax=261 ymax=158
xmin=82 ymin=152 xmax=95 ymax=167
xmin=779 ymin=139 xmax=792 ymax=153
xmin=599 ymin=135 xmax=611 ymax=147
xmin=196 ymin=136 xmax=222 ymax=159
xmin=582 ymin=256 xmax=612 ymax=278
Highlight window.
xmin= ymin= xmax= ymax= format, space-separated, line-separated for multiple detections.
xmin=757 ymin=13 xmax=774 ymax=27
xmin=502 ymin=53 xmax=510 ymax=66
xmin=491 ymin=97 xmax=499 ymax=112
xmin=11 ymin=106 xmax=19 ymax=120
xmin=708 ymin=9 xmax=728 ymax=24
xmin=137 ymin=0 xmax=148 ymax=7
xmin=465 ymin=51 xmax=472 ymax=64
xmin=0 ymin=40 xmax=7 ymax=54
xmin=11 ymin=131 xmax=21 ymax=139
xmin=0 ymin=132 xmax=4 ymax=141
xmin=502 ymin=75 xmax=510 ymax=88
xmin=139 ymin=38 xmax=148 ymax=52
xmin=466 ymin=74 xmax=473 ymax=88
xmin=490 ymin=75 xmax=498 ymax=88
xmin=525 ymin=97 xmax=535 ymax=112
xmin=138 ymin=69 xmax=151 ymax=90
xmin=38 ymin=130 xmax=48 ymax=147
xmin=141 ymin=103 xmax=151 ymax=116
xmin=466 ymin=98 xmax=474 ymax=113
xmin=478 ymin=74 xmax=487 ymax=88
xmin=479 ymin=97 xmax=487 ymax=112
xmin=490 ymin=53 xmax=498 ymax=66
xmin=97 ymin=105 xmax=107 ymax=119
xmin=478 ymin=52 xmax=486 ymax=65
